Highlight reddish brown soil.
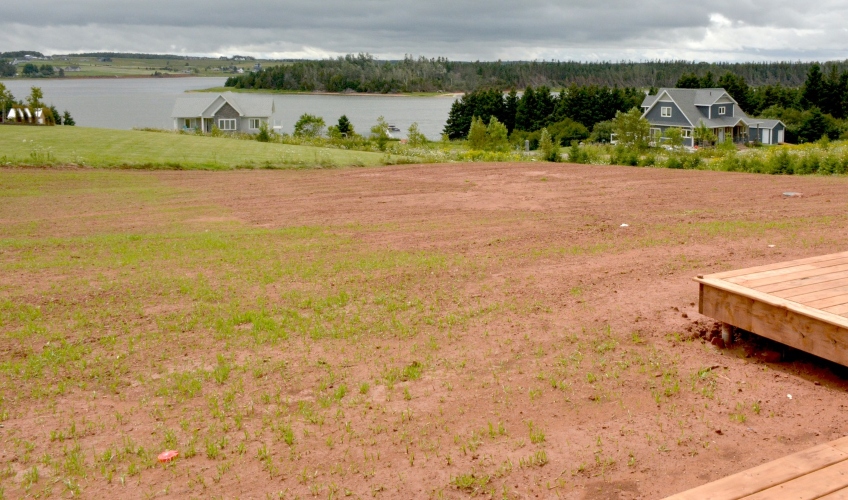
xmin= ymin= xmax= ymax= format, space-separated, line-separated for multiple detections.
xmin=4 ymin=162 xmax=848 ymax=499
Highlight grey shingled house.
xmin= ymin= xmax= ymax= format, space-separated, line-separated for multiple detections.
xmin=640 ymin=88 xmax=785 ymax=147
xmin=171 ymin=92 xmax=275 ymax=134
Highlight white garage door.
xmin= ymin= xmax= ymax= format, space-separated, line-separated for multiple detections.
xmin=762 ymin=129 xmax=771 ymax=144
xmin=777 ymin=129 xmax=784 ymax=144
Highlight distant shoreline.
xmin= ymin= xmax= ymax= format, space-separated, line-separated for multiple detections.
xmin=191 ymin=86 xmax=464 ymax=98
xmin=0 ymin=74 xmax=216 ymax=81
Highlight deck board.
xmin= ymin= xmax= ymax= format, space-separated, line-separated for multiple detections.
xmin=760 ymin=272 xmax=848 ymax=294
xmin=695 ymin=252 xmax=848 ymax=366
xmin=726 ymin=257 xmax=848 ymax=284
xmin=664 ymin=437 xmax=848 ymax=499
xmin=734 ymin=263 xmax=848 ymax=289
xmin=709 ymin=252 xmax=848 ymax=280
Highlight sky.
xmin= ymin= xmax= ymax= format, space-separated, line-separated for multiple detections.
xmin=3 ymin=1 xmax=848 ymax=62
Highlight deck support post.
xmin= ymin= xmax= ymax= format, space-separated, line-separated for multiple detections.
xmin=721 ymin=323 xmax=733 ymax=346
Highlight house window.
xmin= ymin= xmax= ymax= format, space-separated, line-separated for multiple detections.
xmin=218 ymin=119 xmax=236 ymax=131
xmin=718 ymin=106 xmax=726 ymax=115
xmin=683 ymin=129 xmax=692 ymax=138
xmin=249 ymin=118 xmax=262 ymax=130
xmin=184 ymin=119 xmax=191 ymax=129
xmin=661 ymin=107 xmax=672 ymax=117
xmin=650 ymin=128 xmax=662 ymax=138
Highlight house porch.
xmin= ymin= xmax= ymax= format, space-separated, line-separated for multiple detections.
xmin=714 ymin=124 xmax=748 ymax=144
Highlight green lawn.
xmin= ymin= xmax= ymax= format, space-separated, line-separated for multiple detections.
xmin=0 ymin=126 xmax=390 ymax=169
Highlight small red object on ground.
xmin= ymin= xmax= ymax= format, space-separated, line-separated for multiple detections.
xmin=158 ymin=450 xmax=179 ymax=463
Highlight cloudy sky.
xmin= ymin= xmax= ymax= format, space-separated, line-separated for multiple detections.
xmin=3 ymin=1 xmax=848 ymax=62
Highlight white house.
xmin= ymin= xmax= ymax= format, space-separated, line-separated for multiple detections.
xmin=171 ymin=92 xmax=274 ymax=134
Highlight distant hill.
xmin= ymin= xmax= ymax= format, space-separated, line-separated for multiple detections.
xmin=0 ymin=51 xmax=45 ymax=59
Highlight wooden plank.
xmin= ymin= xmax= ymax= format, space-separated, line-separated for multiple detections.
xmin=818 ymin=486 xmax=848 ymax=499
xmin=726 ymin=257 xmax=848 ymax=284
xmin=708 ymin=252 xmax=848 ymax=280
xmin=663 ymin=439 xmax=848 ymax=499
xmin=699 ymin=283 xmax=848 ymax=366
xmin=759 ymin=271 xmax=848 ymax=294
xmin=786 ymin=285 xmax=848 ymax=304
xmin=734 ymin=264 xmax=848 ymax=289
xmin=769 ymin=276 xmax=848 ymax=297
xmin=824 ymin=303 xmax=848 ymax=315
xmin=697 ymin=277 xmax=848 ymax=331
xmin=805 ymin=294 xmax=848 ymax=310
xmin=741 ymin=459 xmax=848 ymax=499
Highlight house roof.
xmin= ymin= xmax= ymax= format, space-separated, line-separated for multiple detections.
xmin=693 ymin=88 xmax=736 ymax=106
xmin=641 ymin=93 xmax=658 ymax=108
xmin=641 ymin=88 xmax=784 ymax=130
xmin=171 ymin=92 xmax=275 ymax=119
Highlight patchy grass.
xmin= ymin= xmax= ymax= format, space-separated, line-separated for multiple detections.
xmin=1 ymin=165 xmax=845 ymax=497
xmin=0 ymin=126 xmax=390 ymax=169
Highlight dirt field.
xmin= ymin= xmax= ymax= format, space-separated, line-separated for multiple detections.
xmin=2 ymin=162 xmax=848 ymax=499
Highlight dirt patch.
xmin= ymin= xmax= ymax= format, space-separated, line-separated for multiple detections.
xmin=2 ymin=163 xmax=848 ymax=498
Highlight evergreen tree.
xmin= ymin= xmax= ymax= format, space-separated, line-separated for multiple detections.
xmin=797 ymin=107 xmax=836 ymax=142
xmin=676 ymin=73 xmax=700 ymax=89
xmin=718 ymin=73 xmax=752 ymax=112
xmin=515 ymin=86 xmax=537 ymax=131
xmin=337 ymin=115 xmax=353 ymax=135
xmin=62 ymin=110 xmax=75 ymax=126
xmin=503 ymin=89 xmax=518 ymax=133
xmin=802 ymin=63 xmax=824 ymax=110
xmin=49 ymin=105 xmax=62 ymax=125
xmin=821 ymin=65 xmax=845 ymax=118
xmin=700 ymin=71 xmax=716 ymax=88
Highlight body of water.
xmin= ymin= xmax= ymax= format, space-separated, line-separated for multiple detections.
xmin=1 ymin=77 xmax=458 ymax=139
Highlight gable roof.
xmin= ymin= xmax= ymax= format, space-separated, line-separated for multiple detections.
xmin=640 ymin=88 xmax=784 ymax=130
xmin=171 ymin=92 xmax=275 ymax=118
xmin=645 ymin=89 xmax=695 ymax=126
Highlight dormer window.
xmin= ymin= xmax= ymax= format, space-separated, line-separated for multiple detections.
xmin=661 ymin=107 xmax=672 ymax=117
xmin=718 ymin=106 xmax=726 ymax=115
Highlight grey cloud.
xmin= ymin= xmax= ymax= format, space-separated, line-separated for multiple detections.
xmin=1 ymin=1 xmax=846 ymax=61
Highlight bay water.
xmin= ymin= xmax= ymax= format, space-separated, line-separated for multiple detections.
xmin=0 ymin=77 xmax=458 ymax=139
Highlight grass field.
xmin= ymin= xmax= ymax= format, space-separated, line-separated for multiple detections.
xmin=0 ymin=127 xmax=391 ymax=169
xmin=16 ymin=56 xmax=262 ymax=78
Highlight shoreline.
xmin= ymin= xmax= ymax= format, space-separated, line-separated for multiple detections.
xmin=0 ymin=74 xmax=215 ymax=81
xmin=191 ymin=87 xmax=464 ymax=98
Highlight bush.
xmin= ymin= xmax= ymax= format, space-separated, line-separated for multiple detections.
xmin=568 ymin=140 xmax=589 ymax=163
xmin=611 ymin=145 xmax=639 ymax=166
xmin=370 ymin=116 xmax=391 ymax=151
xmin=294 ymin=113 xmax=326 ymax=138
xmin=547 ymin=118 xmax=589 ymax=146
xmin=538 ymin=128 xmax=560 ymax=162
xmin=255 ymin=122 xmax=271 ymax=142
xmin=406 ymin=122 xmax=428 ymax=147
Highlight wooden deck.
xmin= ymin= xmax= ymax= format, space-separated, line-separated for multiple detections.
xmin=664 ymin=436 xmax=848 ymax=499
xmin=695 ymin=251 xmax=848 ymax=366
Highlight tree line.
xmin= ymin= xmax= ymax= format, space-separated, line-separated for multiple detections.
xmin=444 ymin=62 xmax=848 ymax=146
xmin=677 ymin=63 xmax=848 ymax=142
xmin=443 ymin=86 xmax=644 ymax=145
xmin=225 ymin=54 xmax=848 ymax=93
